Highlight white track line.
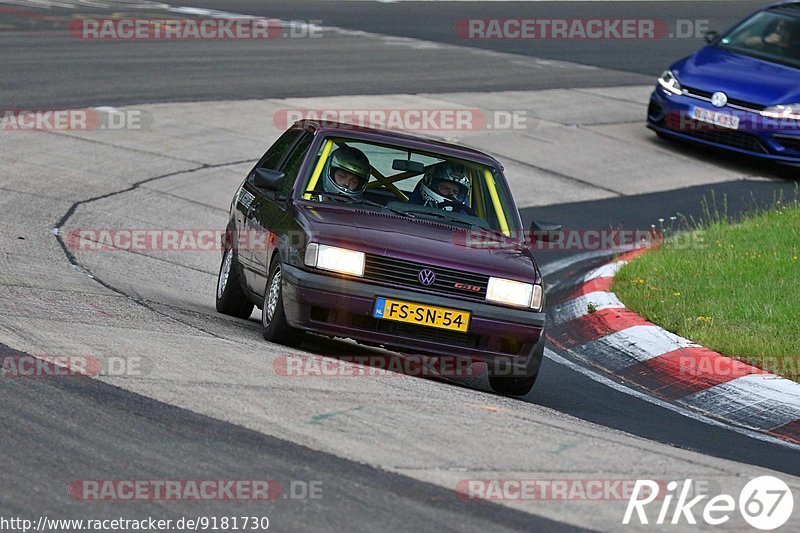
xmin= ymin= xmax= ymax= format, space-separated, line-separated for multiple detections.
xmin=545 ymin=348 xmax=800 ymax=450
xmin=544 ymin=254 xmax=800 ymax=449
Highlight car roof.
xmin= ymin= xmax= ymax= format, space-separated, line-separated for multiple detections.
xmin=766 ymin=1 xmax=800 ymax=10
xmin=291 ymin=119 xmax=502 ymax=168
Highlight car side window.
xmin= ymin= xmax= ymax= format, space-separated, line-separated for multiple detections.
xmin=277 ymin=134 xmax=314 ymax=198
xmin=258 ymin=128 xmax=302 ymax=170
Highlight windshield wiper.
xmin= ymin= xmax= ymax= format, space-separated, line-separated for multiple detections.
xmin=399 ymin=208 xmax=488 ymax=230
xmin=304 ymin=191 xmax=413 ymax=217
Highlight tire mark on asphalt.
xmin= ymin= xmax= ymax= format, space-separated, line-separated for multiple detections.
xmin=52 ymin=158 xmax=255 ymax=341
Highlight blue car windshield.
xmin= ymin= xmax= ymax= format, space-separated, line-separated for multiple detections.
xmin=715 ymin=8 xmax=800 ymax=69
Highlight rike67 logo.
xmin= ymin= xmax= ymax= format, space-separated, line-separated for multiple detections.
xmin=624 ymin=477 xmax=793 ymax=530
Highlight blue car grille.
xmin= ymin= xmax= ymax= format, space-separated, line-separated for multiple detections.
xmin=682 ymin=86 xmax=766 ymax=112
xmin=663 ymin=115 xmax=769 ymax=154
xmin=774 ymin=135 xmax=800 ymax=153
xmin=363 ymin=254 xmax=489 ymax=301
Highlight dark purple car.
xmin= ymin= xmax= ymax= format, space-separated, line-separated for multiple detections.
xmin=216 ymin=120 xmax=556 ymax=395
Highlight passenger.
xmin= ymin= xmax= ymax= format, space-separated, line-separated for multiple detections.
xmin=408 ymin=161 xmax=472 ymax=214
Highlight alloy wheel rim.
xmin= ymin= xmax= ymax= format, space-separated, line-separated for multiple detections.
xmin=265 ymin=268 xmax=281 ymax=326
xmin=217 ymin=249 xmax=232 ymax=299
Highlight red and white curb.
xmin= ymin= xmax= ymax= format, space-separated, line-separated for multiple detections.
xmin=548 ymin=249 xmax=800 ymax=445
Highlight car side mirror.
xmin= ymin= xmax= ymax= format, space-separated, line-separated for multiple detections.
xmin=250 ymin=168 xmax=285 ymax=192
xmin=529 ymin=219 xmax=562 ymax=243
xmin=704 ymin=31 xmax=719 ymax=44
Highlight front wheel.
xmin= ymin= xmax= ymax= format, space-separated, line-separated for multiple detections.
xmin=488 ymin=373 xmax=537 ymax=397
xmin=261 ymin=261 xmax=305 ymax=347
xmin=216 ymin=248 xmax=254 ymax=319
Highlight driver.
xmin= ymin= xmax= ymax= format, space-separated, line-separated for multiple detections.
xmin=745 ymin=18 xmax=800 ymax=52
xmin=320 ymin=146 xmax=371 ymax=199
xmin=408 ymin=161 xmax=472 ymax=213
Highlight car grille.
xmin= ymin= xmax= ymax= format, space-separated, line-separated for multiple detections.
xmin=350 ymin=314 xmax=482 ymax=348
xmin=363 ymin=254 xmax=489 ymax=301
xmin=311 ymin=308 xmax=524 ymax=355
xmin=663 ymin=115 xmax=769 ymax=153
xmin=682 ymin=86 xmax=765 ymax=112
xmin=774 ymin=135 xmax=800 ymax=153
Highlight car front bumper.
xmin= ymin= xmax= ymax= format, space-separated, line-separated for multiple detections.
xmin=281 ymin=264 xmax=545 ymax=377
xmin=647 ymin=87 xmax=800 ymax=165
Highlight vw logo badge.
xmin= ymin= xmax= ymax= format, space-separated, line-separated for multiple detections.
xmin=711 ymin=92 xmax=728 ymax=108
xmin=418 ymin=269 xmax=436 ymax=286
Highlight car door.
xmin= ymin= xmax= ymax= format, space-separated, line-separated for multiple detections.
xmin=237 ymin=128 xmax=303 ymax=290
xmin=248 ymin=132 xmax=315 ymax=297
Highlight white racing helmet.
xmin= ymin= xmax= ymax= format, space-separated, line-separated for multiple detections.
xmin=419 ymin=161 xmax=471 ymax=210
xmin=322 ymin=146 xmax=371 ymax=198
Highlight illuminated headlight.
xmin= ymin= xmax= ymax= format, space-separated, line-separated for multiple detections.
xmin=486 ymin=277 xmax=543 ymax=310
xmin=761 ymin=104 xmax=800 ymax=120
xmin=304 ymin=243 xmax=365 ymax=277
xmin=657 ymin=70 xmax=683 ymax=96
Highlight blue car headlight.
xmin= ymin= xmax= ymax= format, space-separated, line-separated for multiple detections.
xmin=761 ymin=104 xmax=800 ymax=120
xmin=657 ymin=70 xmax=683 ymax=96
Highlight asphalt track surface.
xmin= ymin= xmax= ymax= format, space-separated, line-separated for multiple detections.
xmin=0 ymin=342 xmax=568 ymax=532
xmin=0 ymin=0 xmax=766 ymax=108
xmin=2 ymin=1 xmax=800 ymax=531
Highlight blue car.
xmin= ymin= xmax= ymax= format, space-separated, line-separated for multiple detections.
xmin=647 ymin=1 xmax=800 ymax=165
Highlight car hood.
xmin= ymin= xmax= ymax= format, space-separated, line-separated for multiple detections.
xmin=297 ymin=203 xmax=540 ymax=283
xmin=673 ymin=46 xmax=800 ymax=106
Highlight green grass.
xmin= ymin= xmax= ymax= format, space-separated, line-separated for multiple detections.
xmin=613 ymin=203 xmax=800 ymax=381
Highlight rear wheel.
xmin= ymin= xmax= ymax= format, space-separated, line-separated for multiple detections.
xmin=261 ymin=260 xmax=305 ymax=347
xmin=216 ymin=248 xmax=254 ymax=319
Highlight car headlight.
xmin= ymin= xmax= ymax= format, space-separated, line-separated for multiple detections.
xmin=304 ymin=243 xmax=365 ymax=277
xmin=486 ymin=277 xmax=543 ymax=310
xmin=657 ymin=70 xmax=683 ymax=96
xmin=761 ymin=104 xmax=800 ymax=120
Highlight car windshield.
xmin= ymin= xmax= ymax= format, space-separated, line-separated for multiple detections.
xmin=715 ymin=8 xmax=800 ymax=69
xmin=299 ymin=136 xmax=521 ymax=236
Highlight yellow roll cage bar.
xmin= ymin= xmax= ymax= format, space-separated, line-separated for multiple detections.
xmin=303 ymin=138 xmax=511 ymax=236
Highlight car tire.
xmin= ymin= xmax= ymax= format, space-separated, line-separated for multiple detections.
xmin=216 ymin=247 xmax=255 ymax=319
xmin=488 ymin=373 xmax=537 ymax=397
xmin=261 ymin=260 xmax=305 ymax=347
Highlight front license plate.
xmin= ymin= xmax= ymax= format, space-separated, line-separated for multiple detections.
xmin=373 ymin=297 xmax=470 ymax=333
xmin=690 ymin=106 xmax=740 ymax=130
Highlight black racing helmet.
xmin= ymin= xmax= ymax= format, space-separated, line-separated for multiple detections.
xmin=323 ymin=146 xmax=371 ymax=197
xmin=419 ymin=161 xmax=471 ymax=208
